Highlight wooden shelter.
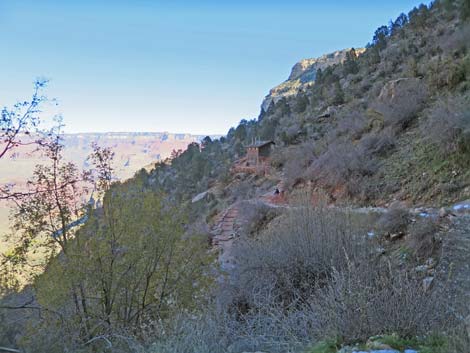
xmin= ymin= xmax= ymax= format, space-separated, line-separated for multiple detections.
xmin=246 ymin=140 xmax=275 ymax=166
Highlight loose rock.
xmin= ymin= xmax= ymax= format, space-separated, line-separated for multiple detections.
xmin=423 ymin=276 xmax=434 ymax=292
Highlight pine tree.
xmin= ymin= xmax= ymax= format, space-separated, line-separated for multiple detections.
xmin=372 ymin=25 xmax=389 ymax=50
xmin=331 ymin=81 xmax=345 ymax=105
xmin=343 ymin=48 xmax=359 ymax=75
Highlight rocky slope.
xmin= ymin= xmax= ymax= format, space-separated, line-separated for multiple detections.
xmin=260 ymin=48 xmax=365 ymax=113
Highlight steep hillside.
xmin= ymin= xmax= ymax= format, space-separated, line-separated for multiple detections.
xmin=140 ymin=2 xmax=470 ymax=351
xmin=144 ymin=1 xmax=470 ymax=218
xmin=251 ymin=2 xmax=470 ymax=207
xmin=138 ymin=1 xmax=470 ymax=285
xmin=2 ymin=1 xmax=470 ymax=352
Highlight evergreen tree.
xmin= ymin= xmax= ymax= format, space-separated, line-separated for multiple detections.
xmin=331 ymin=81 xmax=345 ymax=105
xmin=409 ymin=4 xmax=430 ymax=29
xmin=343 ymin=48 xmax=359 ymax=75
xmin=390 ymin=13 xmax=408 ymax=36
xmin=315 ymin=68 xmax=323 ymax=84
xmin=372 ymin=25 xmax=390 ymax=50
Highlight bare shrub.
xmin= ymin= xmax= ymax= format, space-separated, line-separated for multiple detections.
xmin=358 ymin=128 xmax=396 ymax=156
xmin=311 ymin=264 xmax=449 ymax=344
xmin=230 ymin=179 xmax=253 ymax=202
xmin=379 ymin=41 xmax=408 ymax=75
xmin=270 ymin=145 xmax=287 ymax=168
xmin=238 ymin=200 xmax=280 ymax=236
xmin=439 ymin=24 xmax=470 ymax=54
xmin=283 ymin=142 xmax=315 ymax=187
xmin=376 ymin=203 xmax=411 ymax=235
xmin=307 ymin=140 xmax=379 ymax=196
xmin=149 ymin=311 xmax=230 ymax=353
xmin=423 ymin=94 xmax=470 ymax=156
xmin=407 ymin=219 xmax=440 ymax=261
xmin=335 ymin=112 xmax=368 ymax=140
xmin=225 ymin=203 xmax=450 ymax=349
xmin=150 ymin=204 xmax=457 ymax=353
xmin=280 ymin=122 xmax=302 ymax=145
xmin=445 ymin=324 xmax=470 ymax=353
xmin=231 ymin=204 xmax=371 ymax=308
xmin=150 ymin=306 xmax=315 ymax=353
xmin=374 ymin=79 xmax=428 ymax=131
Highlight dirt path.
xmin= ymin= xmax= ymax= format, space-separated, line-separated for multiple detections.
xmin=211 ymin=190 xmax=470 ymax=285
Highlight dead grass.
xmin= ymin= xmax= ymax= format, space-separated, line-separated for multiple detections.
xmin=369 ymin=121 xmax=470 ymax=206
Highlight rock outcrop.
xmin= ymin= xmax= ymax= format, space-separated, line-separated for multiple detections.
xmin=260 ymin=48 xmax=365 ymax=113
xmin=377 ymin=77 xmax=424 ymax=104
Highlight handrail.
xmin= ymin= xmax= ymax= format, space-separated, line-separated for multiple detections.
xmin=0 ymin=347 xmax=21 ymax=353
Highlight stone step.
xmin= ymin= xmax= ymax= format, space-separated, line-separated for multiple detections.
xmin=213 ymin=235 xmax=234 ymax=242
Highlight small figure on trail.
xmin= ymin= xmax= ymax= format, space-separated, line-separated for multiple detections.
xmin=274 ymin=188 xmax=280 ymax=195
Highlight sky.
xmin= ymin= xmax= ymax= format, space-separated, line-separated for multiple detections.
xmin=0 ymin=0 xmax=423 ymax=135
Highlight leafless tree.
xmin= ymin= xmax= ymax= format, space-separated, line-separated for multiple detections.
xmin=0 ymin=79 xmax=59 ymax=201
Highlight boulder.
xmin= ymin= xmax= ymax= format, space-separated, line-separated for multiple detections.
xmin=378 ymin=77 xmax=424 ymax=105
xmin=376 ymin=246 xmax=386 ymax=255
xmin=423 ymin=276 xmax=434 ymax=292
xmin=415 ymin=265 xmax=428 ymax=273
xmin=390 ymin=232 xmax=405 ymax=241
xmin=366 ymin=339 xmax=393 ymax=350
xmin=439 ymin=207 xmax=449 ymax=218
xmin=191 ymin=191 xmax=208 ymax=203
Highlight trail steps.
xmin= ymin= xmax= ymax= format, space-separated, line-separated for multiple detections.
xmin=211 ymin=204 xmax=241 ymax=270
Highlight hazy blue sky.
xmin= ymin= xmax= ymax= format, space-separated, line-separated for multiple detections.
xmin=1 ymin=0 xmax=423 ymax=135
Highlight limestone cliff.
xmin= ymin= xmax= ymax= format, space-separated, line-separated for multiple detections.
xmin=261 ymin=48 xmax=365 ymax=113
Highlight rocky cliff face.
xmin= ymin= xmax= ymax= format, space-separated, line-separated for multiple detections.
xmin=261 ymin=48 xmax=365 ymax=113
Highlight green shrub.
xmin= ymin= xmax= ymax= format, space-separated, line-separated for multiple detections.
xmin=307 ymin=338 xmax=340 ymax=353
xmin=293 ymin=93 xmax=309 ymax=113
xmin=461 ymin=0 xmax=470 ymax=21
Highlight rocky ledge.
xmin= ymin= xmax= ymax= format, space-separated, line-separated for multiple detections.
xmin=260 ymin=48 xmax=365 ymax=114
